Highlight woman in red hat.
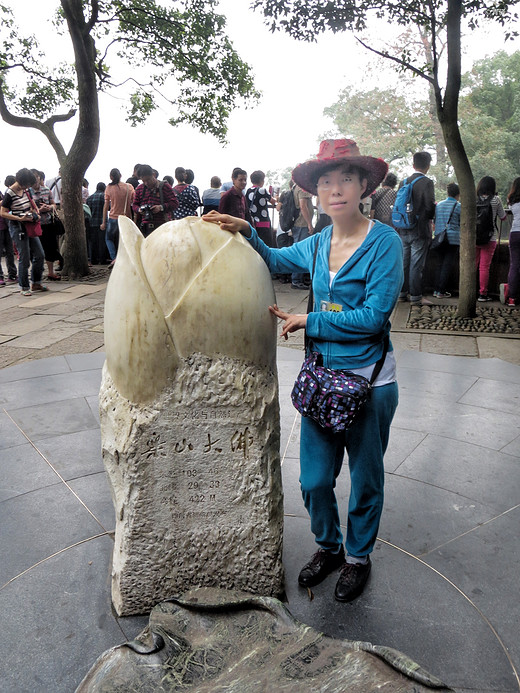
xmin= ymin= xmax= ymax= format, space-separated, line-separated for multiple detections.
xmin=203 ymin=140 xmax=403 ymax=602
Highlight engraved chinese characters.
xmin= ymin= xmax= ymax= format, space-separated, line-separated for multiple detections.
xmin=100 ymin=217 xmax=283 ymax=616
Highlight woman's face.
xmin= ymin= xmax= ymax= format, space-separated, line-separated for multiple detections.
xmin=316 ymin=166 xmax=367 ymax=219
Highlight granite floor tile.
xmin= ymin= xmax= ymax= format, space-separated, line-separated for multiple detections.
xmin=397 ymin=352 xmax=520 ymax=384
xmin=1 ymin=313 xmax=63 ymax=336
xmin=35 ymin=428 xmax=104 ymax=480
xmin=9 ymin=326 xmax=83 ymax=349
xmin=68 ymin=472 xmax=115 ymax=531
xmin=393 ymin=390 xmax=520 ymax=450
xmin=6 ymin=397 xmax=99 ymax=441
xmin=0 ymin=536 xmax=123 ymax=693
xmin=501 ymin=434 xmax=520 ymax=456
xmin=0 ymin=369 xmax=102 ymax=409
xmin=397 ymin=367 xmax=477 ymax=400
xmin=380 ymin=474 xmax=496 ymax=557
xmin=65 ymin=352 xmax=106 ymax=372
xmin=458 ymin=377 xmax=520 ymax=415
xmin=0 ymin=355 xmax=69 ymax=383
xmin=0 ymin=411 xmax=28 ymax=449
xmin=0 ymin=483 xmax=105 ymax=585
xmin=420 ymin=333 xmax=479 ymax=357
xmin=283 ymin=516 xmax=517 ymax=691
xmin=0 ymin=442 xmax=60 ymax=502
xmin=425 ymin=507 xmax=520 ymax=678
xmin=392 ymin=433 xmax=520 ymax=512
xmin=477 ymin=336 xmax=520 ymax=365
xmin=384 ymin=427 xmax=427 ymax=473
xmin=86 ymin=395 xmax=100 ymax=424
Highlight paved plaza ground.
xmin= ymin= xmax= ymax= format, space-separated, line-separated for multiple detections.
xmin=1 ymin=271 xmax=519 ymax=691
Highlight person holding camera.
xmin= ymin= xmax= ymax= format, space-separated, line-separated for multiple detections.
xmin=0 ymin=168 xmax=47 ymax=296
xmin=132 ymin=165 xmax=179 ymax=239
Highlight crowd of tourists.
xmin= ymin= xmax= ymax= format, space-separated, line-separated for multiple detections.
xmin=0 ymin=157 xmax=518 ymax=306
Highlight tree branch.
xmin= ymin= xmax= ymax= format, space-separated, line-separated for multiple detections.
xmin=355 ymin=37 xmax=434 ymax=84
xmin=0 ymin=83 xmax=68 ymax=161
xmin=86 ymin=0 xmax=99 ymax=33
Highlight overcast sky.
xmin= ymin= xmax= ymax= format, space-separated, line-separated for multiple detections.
xmin=0 ymin=2 xmax=513 ymax=192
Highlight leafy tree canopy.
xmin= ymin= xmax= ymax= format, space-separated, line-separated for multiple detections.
xmin=0 ymin=0 xmax=259 ymax=143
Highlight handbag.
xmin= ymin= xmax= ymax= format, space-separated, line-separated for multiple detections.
xmin=430 ymin=228 xmax=448 ymax=251
xmin=431 ymin=201 xmax=457 ymax=251
xmin=24 ymin=191 xmax=42 ymax=237
xmin=293 ymin=234 xmax=388 ymax=433
xmin=49 ymin=210 xmax=65 ymax=236
xmin=291 ymin=339 xmax=388 ymax=433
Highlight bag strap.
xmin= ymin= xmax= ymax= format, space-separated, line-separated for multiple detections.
xmin=443 ymin=201 xmax=457 ymax=231
xmin=368 ymin=334 xmax=389 ymax=386
xmin=26 ymin=188 xmax=39 ymax=214
xmin=304 ymin=236 xmax=320 ymax=352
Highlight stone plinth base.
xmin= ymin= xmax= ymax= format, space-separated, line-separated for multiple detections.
xmin=100 ymin=353 xmax=283 ymax=616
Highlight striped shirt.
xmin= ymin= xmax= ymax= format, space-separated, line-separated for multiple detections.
xmin=1 ymin=188 xmax=32 ymax=217
xmin=434 ymin=196 xmax=461 ymax=246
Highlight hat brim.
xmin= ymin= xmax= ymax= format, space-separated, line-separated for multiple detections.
xmin=292 ymin=156 xmax=388 ymax=197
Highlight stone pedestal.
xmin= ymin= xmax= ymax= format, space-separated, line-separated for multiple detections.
xmin=100 ymin=217 xmax=283 ymax=615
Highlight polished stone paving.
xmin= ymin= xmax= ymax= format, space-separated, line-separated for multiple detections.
xmin=1 ymin=348 xmax=519 ymax=692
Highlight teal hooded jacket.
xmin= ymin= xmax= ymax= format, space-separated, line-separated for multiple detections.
xmin=246 ymin=221 xmax=403 ymax=370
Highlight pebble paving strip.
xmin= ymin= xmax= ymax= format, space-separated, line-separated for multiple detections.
xmin=407 ymin=304 xmax=520 ymax=333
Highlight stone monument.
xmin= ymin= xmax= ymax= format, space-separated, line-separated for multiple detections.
xmin=100 ymin=217 xmax=284 ymax=616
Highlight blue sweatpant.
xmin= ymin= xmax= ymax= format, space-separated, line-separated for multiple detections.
xmin=299 ymin=382 xmax=398 ymax=557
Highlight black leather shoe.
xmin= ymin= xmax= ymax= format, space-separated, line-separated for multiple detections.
xmin=334 ymin=557 xmax=371 ymax=602
xmin=298 ymin=547 xmax=345 ymax=587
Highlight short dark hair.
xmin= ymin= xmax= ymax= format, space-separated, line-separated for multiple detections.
xmin=15 ymin=168 xmax=36 ymax=188
xmin=96 ymin=181 xmax=106 ymax=192
xmin=4 ymin=175 xmax=15 ymax=187
xmin=185 ymin=169 xmax=194 ymax=185
xmin=175 ymin=166 xmax=186 ymax=182
xmin=447 ymin=182 xmax=460 ymax=198
xmin=210 ymin=176 xmax=221 ymax=188
xmin=231 ymin=167 xmax=247 ymax=180
xmin=476 ymin=176 xmax=496 ymax=197
xmin=413 ymin=151 xmax=432 ymax=170
xmin=251 ymin=170 xmax=265 ymax=185
xmin=163 ymin=175 xmax=174 ymax=186
xmin=382 ymin=173 xmax=397 ymax=188
xmin=139 ymin=165 xmax=153 ymax=178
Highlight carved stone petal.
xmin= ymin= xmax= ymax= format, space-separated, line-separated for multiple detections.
xmin=104 ymin=217 xmax=178 ymax=403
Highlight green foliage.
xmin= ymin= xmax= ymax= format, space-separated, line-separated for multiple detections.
xmin=0 ymin=0 xmax=259 ymax=141
xmin=324 ymin=86 xmax=433 ymax=167
xmin=254 ymin=0 xmax=519 ymax=41
xmin=459 ymin=51 xmax=520 ymax=198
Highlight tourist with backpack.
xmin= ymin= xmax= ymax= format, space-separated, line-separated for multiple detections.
xmin=393 ymin=152 xmax=436 ymax=305
xmin=475 ymin=176 xmax=507 ymax=302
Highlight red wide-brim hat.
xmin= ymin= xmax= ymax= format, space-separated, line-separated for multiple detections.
xmin=292 ymin=139 xmax=388 ymax=197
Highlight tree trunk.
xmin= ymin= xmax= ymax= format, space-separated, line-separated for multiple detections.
xmin=60 ymin=0 xmax=101 ymax=278
xmin=437 ymin=0 xmax=476 ymax=318
xmin=440 ymin=119 xmax=476 ymax=317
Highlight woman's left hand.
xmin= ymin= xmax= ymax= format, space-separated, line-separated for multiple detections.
xmin=269 ymin=304 xmax=307 ymax=340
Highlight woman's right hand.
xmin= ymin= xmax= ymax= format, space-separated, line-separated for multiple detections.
xmin=202 ymin=210 xmax=251 ymax=236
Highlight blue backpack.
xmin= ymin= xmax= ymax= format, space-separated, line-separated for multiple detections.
xmin=391 ymin=175 xmax=424 ymax=230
